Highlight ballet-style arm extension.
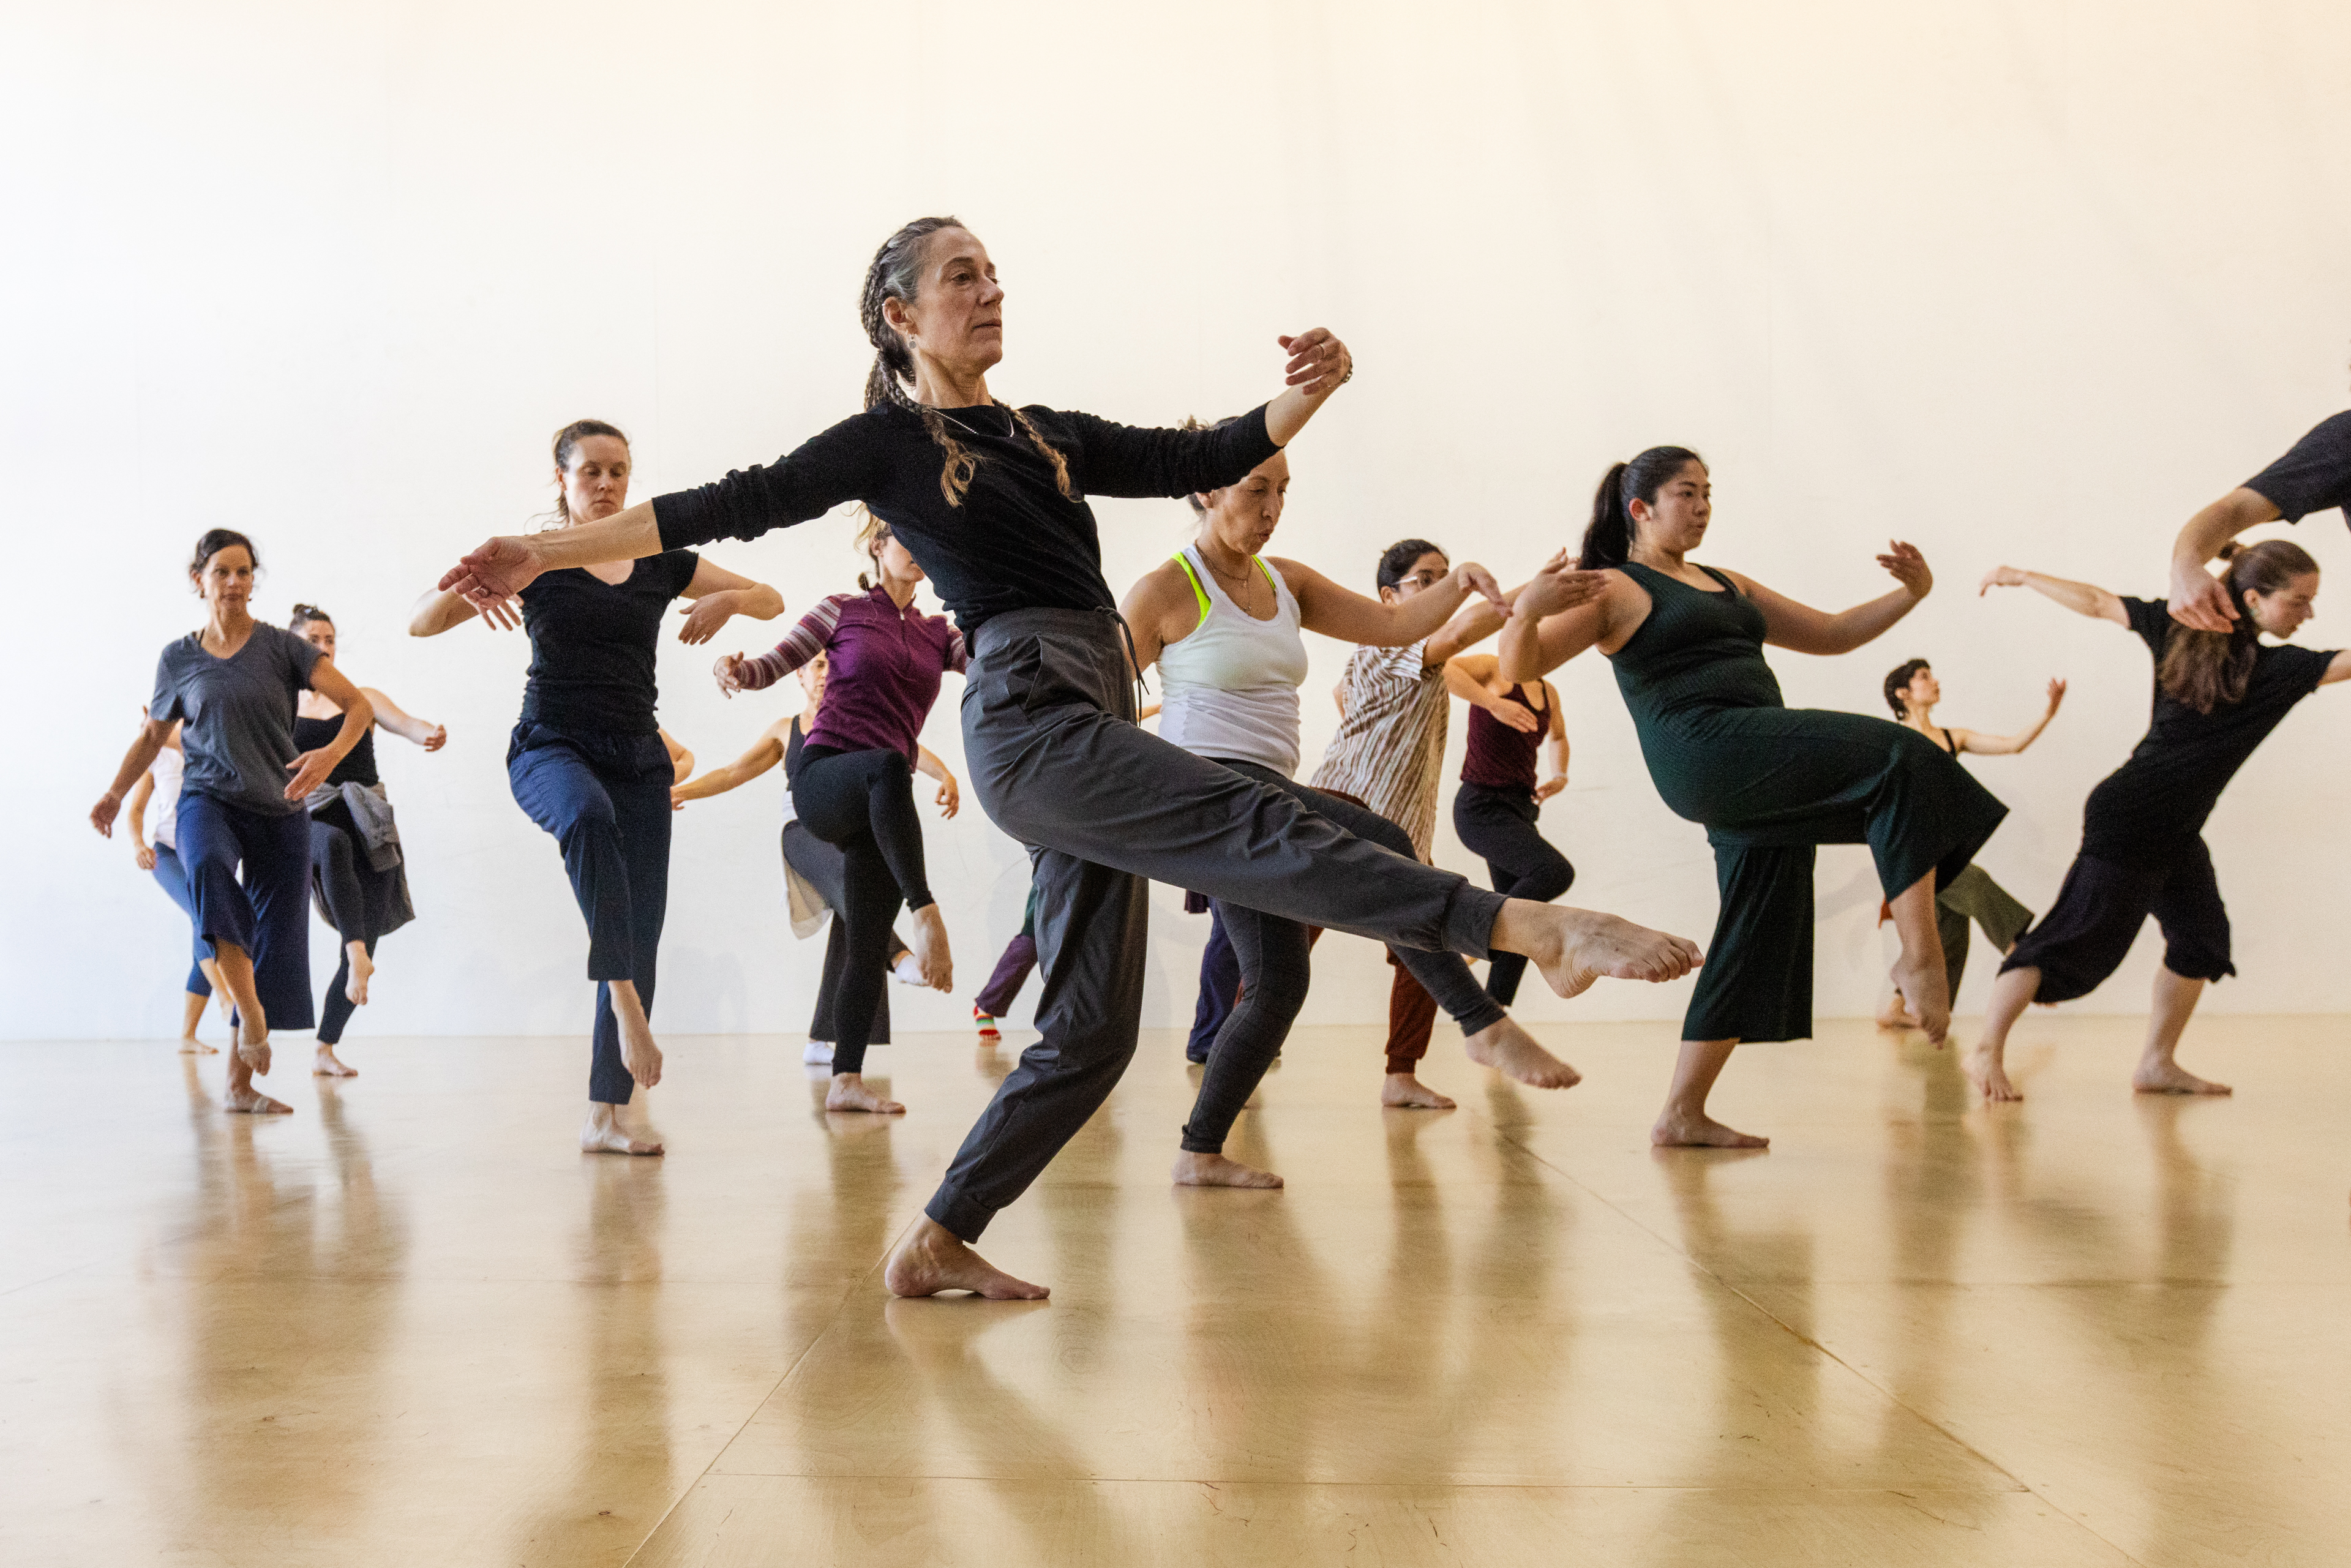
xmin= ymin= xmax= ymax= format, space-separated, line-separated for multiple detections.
xmin=409 ymin=586 xmax=486 ymax=637
xmin=283 ymin=662 xmax=374 ymax=800
xmin=1497 ymin=555 xmax=1618 ymax=680
xmin=2170 ymin=488 xmax=2282 ymax=632
xmin=1955 ymin=677 xmax=2068 ymax=756
xmin=670 ymin=722 xmax=787 ymax=805
xmin=1979 ymin=565 xmax=2128 ymax=625
xmin=1282 ymin=558 xmax=1510 ymax=651
xmin=1263 ymin=329 xmax=1352 ymax=446
xmin=439 ymin=505 xmax=665 ymax=611
xmin=721 ymin=598 xmax=847 ymax=696
xmin=92 ymin=716 xmax=173 ymax=836
xmin=675 ymin=559 xmax=786 ymax=647
xmin=362 ymin=688 xmax=447 ymax=751
xmin=1732 ymin=542 xmax=1932 ymax=656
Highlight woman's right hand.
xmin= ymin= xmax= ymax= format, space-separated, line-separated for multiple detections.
xmin=2045 ymin=676 xmax=2068 ymax=713
xmin=90 ymin=791 xmax=122 ymax=838
xmin=1979 ymin=565 xmax=2027 ymax=595
xmin=1514 ymin=555 xmax=1611 ymax=619
xmin=135 ymin=843 xmax=157 ymax=871
xmin=439 ymin=535 xmax=545 ymax=621
xmin=714 ymin=652 xmax=748 ymax=697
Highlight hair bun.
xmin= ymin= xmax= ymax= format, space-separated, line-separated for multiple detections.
xmin=2214 ymin=541 xmax=2243 ymax=562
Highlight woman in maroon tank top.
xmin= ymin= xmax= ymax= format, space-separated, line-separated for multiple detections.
xmin=1447 ymin=654 xmax=1573 ymax=1003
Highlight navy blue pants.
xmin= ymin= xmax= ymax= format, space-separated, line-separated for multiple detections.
xmin=150 ymin=844 xmax=214 ymax=997
xmin=508 ymin=722 xmax=673 ymax=1106
xmin=173 ymin=795 xmax=315 ymax=1031
xmin=1186 ymin=907 xmax=1240 ymax=1063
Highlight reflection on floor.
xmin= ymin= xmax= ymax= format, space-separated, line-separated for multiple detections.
xmin=2 ymin=1015 xmax=2345 ymax=1566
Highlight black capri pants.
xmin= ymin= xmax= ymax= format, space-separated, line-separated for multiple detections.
xmin=2000 ymin=839 xmax=2233 ymax=1005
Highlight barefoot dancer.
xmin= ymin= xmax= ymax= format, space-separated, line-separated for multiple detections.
xmin=1499 ymin=448 xmax=2006 ymax=1149
xmin=678 ymin=648 xmax=950 ymax=1071
xmin=1128 ymin=424 xmax=1611 ymax=1181
xmin=440 ymin=217 xmax=1698 ymax=1297
xmin=287 ymin=604 xmax=446 ymax=1077
xmin=124 ymin=716 xmax=233 ymax=1051
xmin=91 ymin=530 xmax=376 ymax=1114
xmin=411 ymin=418 xmax=783 ymax=1155
xmin=1301 ymin=539 xmax=1546 ymax=1106
xmin=1446 ymin=653 xmax=1573 ymax=1006
xmin=1968 ymin=546 xmax=2347 ymax=1101
xmin=1873 ymin=658 xmax=2064 ymax=1027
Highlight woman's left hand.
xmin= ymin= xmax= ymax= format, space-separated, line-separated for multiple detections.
xmin=283 ymin=749 xmax=336 ymax=800
xmin=1878 ymin=541 xmax=1932 ymax=598
xmin=1453 ymin=563 xmax=1511 ymax=613
xmin=1278 ymin=329 xmax=1351 ymax=396
xmin=676 ymin=593 xmax=738 ymax=645
xmin=422 ymin=724 xmax=448 ymax=752
xmin=934 ymin=771 xmax=961 ymax=819
xmin=2046 ymin=677 xmax=2068 ymax=712
xmin=1534 ymin=774 xmax=1568 ymax=803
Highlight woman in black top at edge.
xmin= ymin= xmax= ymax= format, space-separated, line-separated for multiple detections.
xmin=440 ymin=217 xmax=1700 ymax=1300
xmin=1967 ymin=544 xmax=2349 ymax=1101
xmin=414 ymin=419 xmax=784 ymax=1156
xmin=2169 ymin=405 xmax=2351 ymax=629
xmin=288 ymin=603 xmax=448 ymax=1078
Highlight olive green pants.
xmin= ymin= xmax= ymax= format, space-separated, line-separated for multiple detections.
xmin=1932 ymin=862 xmax=2033 ymax=994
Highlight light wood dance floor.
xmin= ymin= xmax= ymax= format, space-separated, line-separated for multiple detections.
xmin=4 ymin=1015 xmax=2347 ymax=1566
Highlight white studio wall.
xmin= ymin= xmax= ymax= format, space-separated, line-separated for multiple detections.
xmin=7 ymin=0 xmax=2350 ymax=1042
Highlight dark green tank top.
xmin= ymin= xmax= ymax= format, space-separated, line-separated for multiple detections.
xmin=1607 ymin=561 xmax=1784 ymax=727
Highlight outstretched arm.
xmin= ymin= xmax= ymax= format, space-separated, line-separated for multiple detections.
xmin=1262 ymin=329 xmax=1353 ymax=447
xmin=1283 ymin=558 xmax=1509 ymax=651
xmin=1957 ymin=677 xmax=2068 ymax=756
xmin=675 ymin=559 xmax=786 ymax=647
xmin=1496 ymin=555 xmax=1617 ymax=681
xmin=410 ymin=585 xmax=489 ymax=636
xmin=1979 ymin=565 xmax=2128 ymax=626
xmin=2170 ymin=488 xmax=2282 ymax=631
xmin=1729 ymin=542 xmax=1931 ymax=656
xmin=671 ymin=722 xmax=788 ymax=805
xmin=362 ymin=688 xmax=447 ymax=751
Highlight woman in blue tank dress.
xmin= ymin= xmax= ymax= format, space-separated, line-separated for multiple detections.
xmin=411 ymin=419 xmax=782 ymax=1155
xmin=1500 ymin=446 xmax=2008 ymax=1149
xmin=91 ymin=529 xmax=378 ymax=1114
xmin=438 ymin=217 xmax=1700 ymax=1299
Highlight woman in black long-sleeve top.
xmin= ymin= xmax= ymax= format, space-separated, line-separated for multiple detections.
xmin=440 ymin=216 xmax=1701 ymax=1300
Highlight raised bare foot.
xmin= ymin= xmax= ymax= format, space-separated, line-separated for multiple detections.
xmin=1381 ymin=1072 xmax=1456 ymax=1109
xmin=826 ymin=1073 xmax=906 ymax=1114
xmin=313 ymin=1045 xmax=358 ymax=1077
xmin=619 ymin=1017 xmax=663 ymax=1090
xmin=580 ymin=1109 xmax=664 ymax=1155
xmin=2134 ymin=1061 xmax=2232 ymax=1096
xmin=884 ymin=1217 xmax=1049 ymax=1300
xmin=1651 ymin=1111 xmax=1768 ymax=1148
xmin=225 ymin=1085 xmax=293 ymax=1115
xmin=178 ymin=1037 xmax=220 ymax=1056
xmin=1516 ymin=907 xmax=1703 ymax=1000
xmin=1963 ymin=1045 xmax=2023 ymax=1102
xmin=345 ymin=945 xmax=374 ymax=1006
xmin=1890 ymin=955 xmax=1951 ymax=1045
xmin=1463 ymin=1018 xmax=1583 ymax=1089
xmin=908 ymin=904 xmax=954 ymax=992
xmin=1171 ymin=1150 xmax=1283 ymax=1188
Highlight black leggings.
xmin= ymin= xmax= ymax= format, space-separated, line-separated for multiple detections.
xmin=792 ymin=746 xmax=935 ymax=1075
xmin=1451 ymin=783 xmax=1575 ymax=1005
xmin=318 ymin=937 xmax=376 ymax=1046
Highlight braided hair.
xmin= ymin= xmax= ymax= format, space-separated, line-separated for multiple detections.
xmin=859 ymin=217 xmax=1073 ymax=508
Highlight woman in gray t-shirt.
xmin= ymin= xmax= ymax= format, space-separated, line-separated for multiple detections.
xmin=90 ymin=529 xmax=375 ymax=1116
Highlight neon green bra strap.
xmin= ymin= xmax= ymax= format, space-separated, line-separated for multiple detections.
xmin=1171 ymin=550 xmax=1279 ymax=629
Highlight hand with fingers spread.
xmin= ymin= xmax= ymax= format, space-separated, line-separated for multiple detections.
xmin=1515 ymin=553 xmax=1613 ymax=620
xmin=1278 ymin=328 xmax=1352 ymax=397
xmin=713 ymin=652 xmax=750 ymax=697
xmin=1877 ymin=540 xmax=1932 ymax=598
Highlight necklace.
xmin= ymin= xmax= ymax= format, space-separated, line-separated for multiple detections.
xmin=1201 ymin=549 xmax=1263 ymax=609
xmin=929 ymin=403 xmax=999 ymax=439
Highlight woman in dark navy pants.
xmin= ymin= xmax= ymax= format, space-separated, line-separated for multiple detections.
xmin=411 ymin=418 xmax=782 ymax=1155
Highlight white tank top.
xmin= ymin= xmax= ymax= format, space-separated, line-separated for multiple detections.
xmin=1156 ymin=546 xmax=1310 ymax=776
xmin=150 ymin=745 xmax=186 ymax=850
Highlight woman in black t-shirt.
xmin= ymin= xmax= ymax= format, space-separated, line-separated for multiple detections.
xmin=1970 ymin=543 xmax=2349 ymax=1102
xmin=2168 ymin=408 xmax=2351 ymax=630
xmin=288 ymin=604 xmax=447 ymax=1077
xmin=412 ymin=419 xmax=782 ymax=1156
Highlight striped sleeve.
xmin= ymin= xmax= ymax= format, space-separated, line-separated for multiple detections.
xmin=738 ymin=595 xmax=850 ymax=689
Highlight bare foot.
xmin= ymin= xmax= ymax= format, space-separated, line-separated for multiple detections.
xmin=313 ymin=1045 xmax=358 ymax=1078
xmin=619 ymin=1016 xmax=663 ymax=1090
xmin=1171 ymin=1150 xmax=1284 ymax=1188
xmin=1890 ymin=954 xmax=1950 ymax=1045
xmin=826 ymin=1073 xmax=906 ymax=1114
xmin=1509 ymin=906 xmax=1703 ymax=1000
xmin=1381 ymin=1072 xmax=1456 ymax=1109
xmin=908 ymin=904 xmax=954 ymax=992
xmin=1651 ymin=1112 xmax=1769 ymax=1148
xmin=224 ymin=1085 xmax=293 ymax=1115
xmin=1964 ymin=1045 xmax=2023 ymax=1102
xmin=884 ymin=1217 xmax=1048 ymax=1300
xmin=1876 ymin=991 xmax=1921 ymax=1030
xmin=580 ymin=1109 xmax=664 ymax=1155
xmin=2134 ymin=1061 xmax=2232 ymax=1096
xmin=344 ymin=944 xmax=374 ymax=1006
xmin=1462 ymin=1018 xmax=1583 ymax=1089
xmin=178 ymin=1037 xmax=220 ymax=1056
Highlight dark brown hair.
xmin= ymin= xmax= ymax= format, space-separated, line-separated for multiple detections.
xmin=187 ymin=528 xmax=258 ymax=587
xmin=288 ymin=603 xmax=332 ymax=632
xmin=1376 ymin=538 xmax=1446 ymax=594
xmin=1581 ymin=447 xmax=1704 ymax=569
xmin=2156 ymin=538 xmax=2320 ymax=713
xmin=858 ymin=217 xmax=1073 ymax=508
xmin=544 ymin=419 xmax=629 ymax=528
xmin=1884 ymin=658 xmax=1931 ymax=718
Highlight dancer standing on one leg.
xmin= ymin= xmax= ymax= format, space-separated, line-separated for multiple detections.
xmin=1302 ymin=538 xmax=1548 ymax=1107
xmin=1446 ymin=653 xmax=1573 ymax=1007
xmin=124 ymin=716 xmax=233 ymax=1051
xmin=1500 ymin=448 xmax=2007 ymax=1149
xmin=1872 ymin=659 xmax=2063 ymax=1029
xmin=1128 ymin=426 xmax=1594 ymax=1183
xmin=411 ymin=418 xmax=783 ymax=1155
xmin=679 ymin=649 xmax=951 ymax=1074
xmin=440 ymin=216 xmax=1698 ymax=1297
xmin=711 ymin=512 xmax=963 ymax=1114
xmin=91 ymin=530 xmax=376 ymax=1114
xmin=1968 ymin=546 xmax=2345 ymax=1100
xmin=287 ymin=603 xmax=445 ymax=1076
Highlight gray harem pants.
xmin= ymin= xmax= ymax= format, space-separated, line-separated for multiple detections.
xmin=926 ymin=609 xmax=1508 ymax=1240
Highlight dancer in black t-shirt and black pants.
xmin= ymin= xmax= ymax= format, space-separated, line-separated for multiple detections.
xmin=440 ymin=219 xmax=1700 ymax=1297
xmin=2170 ymin=408 xmax=2351 ymax=629
xmin=413 ymin=419 xmax=781 ymax=1155
xmin=1969 ymin=544 xmax=2349 ymax=1101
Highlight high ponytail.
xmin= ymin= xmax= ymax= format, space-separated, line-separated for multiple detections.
xmin=2156 ymin=538 xmax=2320 ymax=713
xmin=1580 ymin=446 xmax=1703 ymax=569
